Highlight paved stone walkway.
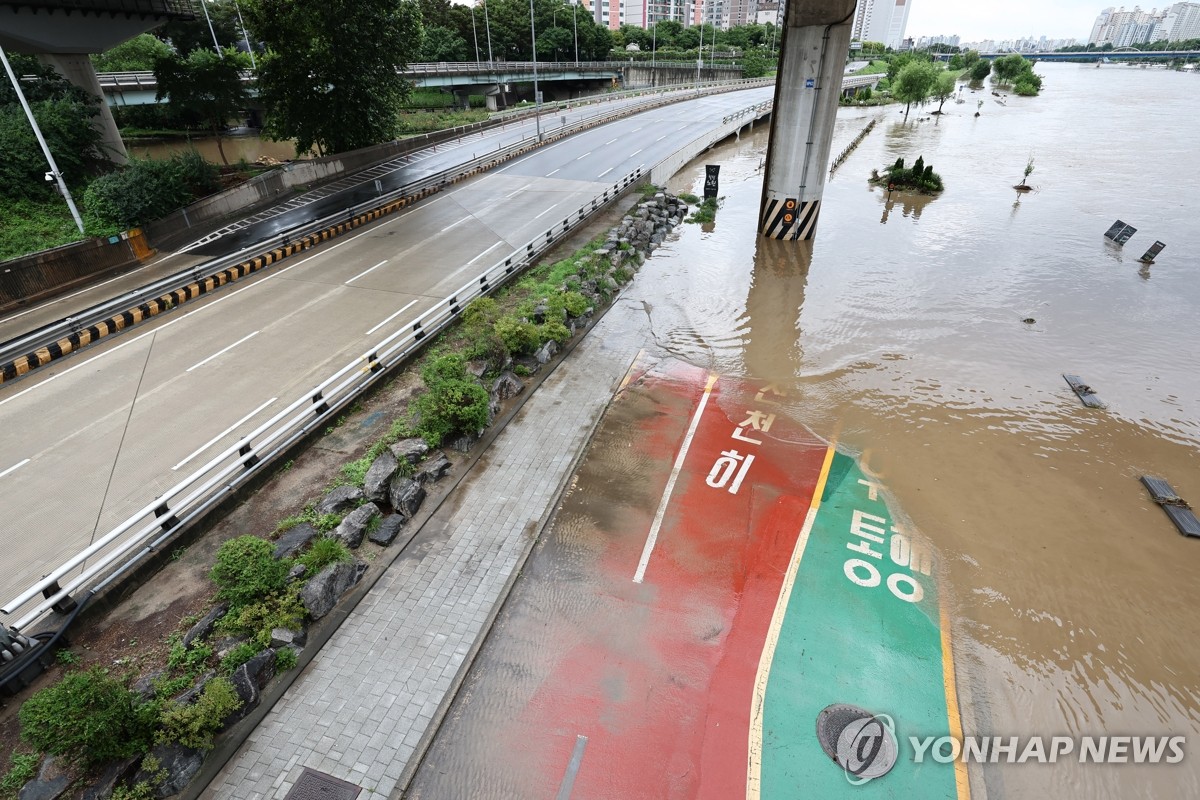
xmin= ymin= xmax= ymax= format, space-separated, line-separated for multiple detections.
xmin=204 ymin=320 xmax=644 ymax=799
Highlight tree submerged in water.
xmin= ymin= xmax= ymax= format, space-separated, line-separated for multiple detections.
xmin=1015 ymin=155 xmax=1035 ymax=191
xmin=869 ymin=155 xmax=944 ymax=194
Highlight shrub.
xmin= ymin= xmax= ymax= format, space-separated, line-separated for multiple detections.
xmin=494 ymin=317 xmax=540 ymax=355
xmin=409 ymin=353 xmax=490 ymax=447
xmin=216 ymin=591 xmax=306 ymax=648
xmin=19 ymin=668 xmax=159 ymax=766
xmin=276 ymin=648 xmax=298 ymax=672
xmin=218 ymin=642 xmax=261 ymax=675
xmin=82 ymin=151 xmax=219 ymax=229
xmin=970 ymin=59 xmax=992 ymax=82
xmin=166 ymin=636 xmax=213 ymax=675
xmin=463 ymin=297 xmax=499 ymax=327
xmin=540 ymin=321 xmax=571 ymax=345
xmin=297 ymin=537 xmax=351 ymax=575
xmin=156 ymin=677 xmax=242 ymax=750
xmin=210 ymin=536 xmax=289 ymax=608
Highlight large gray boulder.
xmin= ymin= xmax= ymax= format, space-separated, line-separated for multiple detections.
xmin=182 ymin=602 xmax=228 ymax=649
xmin=535 ymin=340 xmax=558 ymax=364
xmin=389 ymin=437 xmax=429 ymax=464
xmin=273 ymin=523 xmax=318 ymax=560
xmin=333 ymin=502 xmax=379 ymax=549
xmin=368 ymin=514 xmax=406 ymax=546
xmin=315 ymin=485 xmax=363 ymax=516
xmin=18 ymin=756 xmax=69 ymax=800
xmin=491 ymin=372 xmax=525 ymax=401
xmin=388 ymin=476 xmax=426 ymax=520
xmin=413 ymin=452 xmax=452 ymax=485
xmin=299 ymin=561 xmax=367 ymax=620
xmin=362 ymin=450 xmax=399 ymax=503
xmin=135 ymin=744 xmax=203 ymax=799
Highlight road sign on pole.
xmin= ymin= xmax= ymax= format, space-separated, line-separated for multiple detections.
xmin=1103 ymin=219 xmax=1137 ymax=245
xmin=1139 ymin=240 xmax=1166 ymax=263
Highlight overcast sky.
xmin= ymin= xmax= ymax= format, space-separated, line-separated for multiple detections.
xmin=905 ymin=1 xmax=1101 ymax=43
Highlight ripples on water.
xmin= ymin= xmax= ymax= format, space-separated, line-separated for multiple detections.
xmin=629 ymin=63 xmax=1200 ymax=798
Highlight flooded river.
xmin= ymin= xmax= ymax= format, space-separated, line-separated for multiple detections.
xmin=603 ymin=62 xmax=1200 ymax=797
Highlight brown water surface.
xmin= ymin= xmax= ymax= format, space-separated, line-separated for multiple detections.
xmin=599 ymin=62 xmax=1200 ymax=797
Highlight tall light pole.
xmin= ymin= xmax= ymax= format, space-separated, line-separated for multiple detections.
xmin=529 ymin=0 xmax=542 ymax=141
xmin=483 ymin=0 xmax=495 ymax=64
xmin=199 ymin=0 xmax=223 ymax=57
xmin=233 ymin=0 xmax=256 ymax=69
xmin=696 ymin=4 xmax=704 ymax=89
xmin=0 ymin=45 xmax=84 ymax=234
xmin=471 ymin=5 xmax=482 ymax=62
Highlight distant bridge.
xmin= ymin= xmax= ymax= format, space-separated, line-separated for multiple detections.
xmin=936 ymin=49 xmax=1200 ymax=62
xmin=95 ymin=61 xmax=754 ymax=108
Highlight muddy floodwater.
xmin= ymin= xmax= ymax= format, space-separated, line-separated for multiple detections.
xmin=123 ymin=133 xmax=306 ymax=164
xmin=602 ymin=62 xmax=1198 ymax=797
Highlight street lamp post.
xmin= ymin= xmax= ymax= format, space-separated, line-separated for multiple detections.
xmin=199 ymin=0 xmax=223 ymax=56
xmin=471 ymin=5 xmax=482 ymax=62
xmin=233 ymin=0 xmax=256 ymax=69
xmin=483 ymin=0 xmax=495 ymax=63
xmin=0 ymin=45 xmax=84 ymax=233
xmin=529 ymin=0 xmax=542 ymax=141
xmin=696 ymin=7 xmax=704 ymax=90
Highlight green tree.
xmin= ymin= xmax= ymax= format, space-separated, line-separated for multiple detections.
xmin=991 ymin=53 xmax=1029 ymax=84
xmin=892 ymin=60 xmax=939 ymax=121
xmin=741 ymin=49 xmax=770 ymax=79
xmin=156 ymin=0 xmax=244 ymax=56
xmin=153 ymin=49 xmax=249 ymax=164
xmin=92 ymin=34 xmax=173 ymax=72
xmin=245 ymin=0 xmax=423 ymax=156
xmin=962 ymin=49 xmax=980 ymax=67
xmin=0 ymin=54 xmax=107 ymax=200
xmin=969 ymin=59 xmax=992 ymax=82
xmin=931 ymin=70 xmax=958 ymax=113
xmin=420 ymin=25 xmax=469 ymax=61
xmin=948 ymin=53 xmax=964 ymax=70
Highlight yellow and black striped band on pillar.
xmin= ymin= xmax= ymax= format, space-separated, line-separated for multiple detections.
xmin=760 ymin=197 xmax=820 ymax=240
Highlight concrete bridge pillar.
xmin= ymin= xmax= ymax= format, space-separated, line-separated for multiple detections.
xmin=758 ymin=0 xmax=855 ymax=241
xmin=39 ymin=53 xmax=128 ymax=165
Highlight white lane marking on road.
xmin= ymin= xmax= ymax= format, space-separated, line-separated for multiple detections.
xmin=439 ymin=217 xmax=470 ymax=234
xmin=632 ymin=127 xmax=642 ymax=132
xmin=533 ymin=201 xmax=562 ymax=220
xmin=630 ymin=149 xmax=643 ymax=157
xmin=574 ymin=152 xmax=592 ymax=161
xmin=0 ymin=459 xmax=30 ymax=480
xmin=346 ymin=259 xmax=388 ymax=284
xmin=656 ymin=135 xmax=667 ymax=142
xmin=464 ymin=241 xmax=505 ymax=267
xmin=547 ymin=168 xmax=560 ymax=176
xmin=365 ymin=299 xmax=420 ymax=336
xmin=504 ymin=182 xmax=535 ymax=199
xmin=632 ymin=373 xmax=718 ymax=583
xmin=171 ymin=396 xmax=278 ymax=471
xmin=185 ymin=330 xmax=260 ymax=373
xmin=605 ymin=138 xmax=618 ymax=145
xmin=555 ymin=734 xmax=589 ymax=800
xmin=597 ymin=167 xmax=614 ymax=178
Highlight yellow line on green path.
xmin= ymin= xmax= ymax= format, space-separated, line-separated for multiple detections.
xmin=941 ymin=598 xmax=972 ymax=800
xmin=746 ymin=444 xmax=836 ymax=800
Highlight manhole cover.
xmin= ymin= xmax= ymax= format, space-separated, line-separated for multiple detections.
xmin=815 ymin=703 xmax=898 ymax=781
xmin=283 ymin=768 xmax=362 ymax=800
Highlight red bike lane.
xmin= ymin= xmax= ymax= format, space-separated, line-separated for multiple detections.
xmin=505 ymin=357 xmax=830 ymax=798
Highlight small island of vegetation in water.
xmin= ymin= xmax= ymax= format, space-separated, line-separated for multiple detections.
xmin=870 ymin=156 xmax=944 ymax=194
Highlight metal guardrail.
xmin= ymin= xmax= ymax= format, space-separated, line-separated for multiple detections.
xmin=0 ymin=164 xmax=644 ymax=633
xmin=0 ymin=77 xmax=773 ymax=372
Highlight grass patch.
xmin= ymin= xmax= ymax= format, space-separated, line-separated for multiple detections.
xmin=396 ymin=110 xmax=490 ymax=135
xmin=0 ymin=753 xmax=39 ymax=799
xmin=0 ymin=196 xmax=89 ymax=262
xmin=685 ymin=197 xmax=719 ymax=224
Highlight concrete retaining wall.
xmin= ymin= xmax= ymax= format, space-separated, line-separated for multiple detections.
xmin=0 ymin=231 xmax=152 ymax=315
xmin=650 ymin=106 xmax=771 ymax=186
xmin=624 ymin=65 xmax=742 ymax=88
